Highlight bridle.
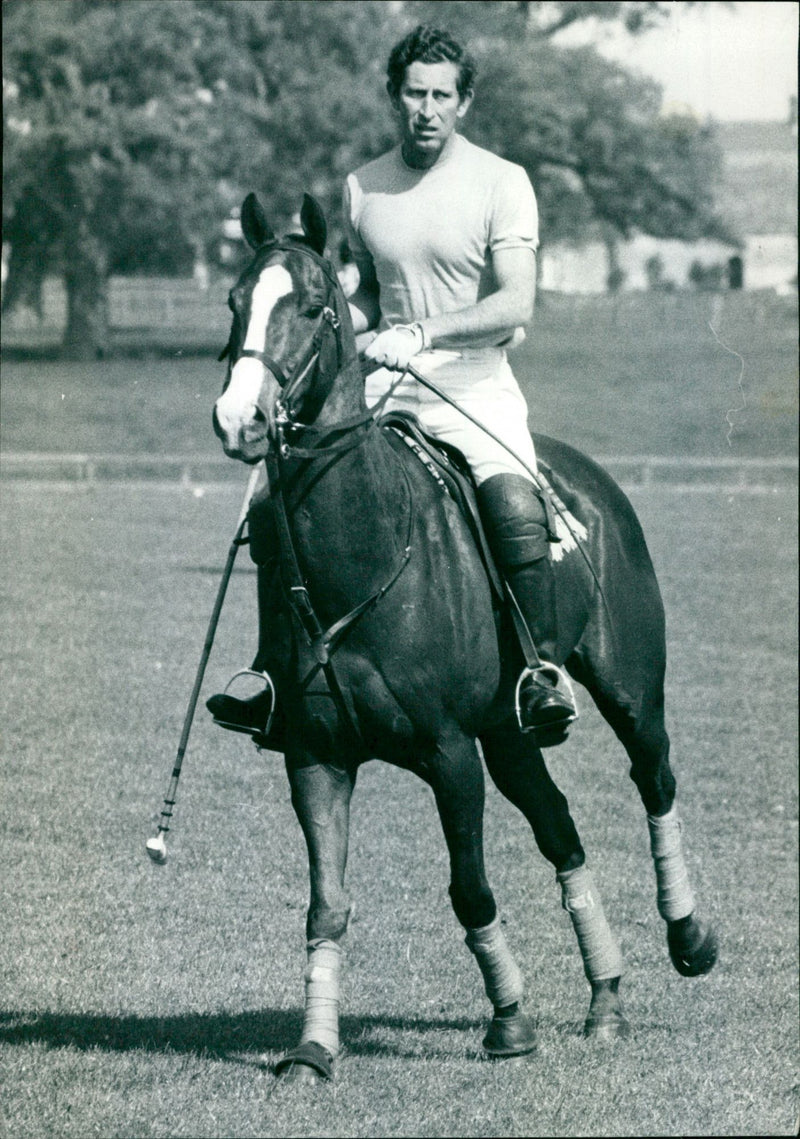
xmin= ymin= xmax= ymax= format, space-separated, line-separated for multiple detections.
xmin=220 ymin=237 xmax=414 ymax=745
xmin=222 ymin=238 xmax=413 ymax=462
xmin=237 ymin=303 xmax=339 ymax=395
xmin=221 ymin=239 xmax=355 ymax=447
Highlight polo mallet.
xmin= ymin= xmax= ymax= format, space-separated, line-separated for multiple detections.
xmin=146 ymin=462 xmax=263 ymax=865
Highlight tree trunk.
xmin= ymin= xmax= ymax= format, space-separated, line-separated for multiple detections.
xmin=604 ymin=235 xmax=624 ymax=294
xmin=61 ymin=228 xmax=109 ymax=360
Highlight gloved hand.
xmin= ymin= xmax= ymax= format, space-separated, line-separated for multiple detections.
xmin=364 ymin=323 xmax=426 ymax=370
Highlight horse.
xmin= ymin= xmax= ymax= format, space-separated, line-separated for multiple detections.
xmin=210 ymin=192 xmax=718 ymax=1083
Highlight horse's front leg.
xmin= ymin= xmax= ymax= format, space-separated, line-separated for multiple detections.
xmin=480 ymin=722 xmax=629 ymax=1040
xmin=428 ymin=730 xmax=537 ymax=1057
xmin=274 ymin=751 xmax=356 ymax=1084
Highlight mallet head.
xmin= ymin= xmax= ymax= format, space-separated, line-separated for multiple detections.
xmin=146 ymin=832 xmax=168 ymax=865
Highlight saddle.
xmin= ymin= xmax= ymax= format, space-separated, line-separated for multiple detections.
xmin=379 ymin=409 xmax=505 ymax=602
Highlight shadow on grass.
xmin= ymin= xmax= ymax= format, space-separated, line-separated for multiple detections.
xmin=0 ymin=1008 xmax=485 ymax=1063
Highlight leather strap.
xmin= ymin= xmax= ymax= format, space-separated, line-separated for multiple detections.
xmin=265 ymin=444 xmax=414 ymax=742
xmin=503 ymin=582 xmax=542 ymax=670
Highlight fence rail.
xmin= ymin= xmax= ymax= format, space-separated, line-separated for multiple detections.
xmin=1 ymin=452 xmax=796 ymax=489
xmin=1 ymin=277 xmax=796 ymax=353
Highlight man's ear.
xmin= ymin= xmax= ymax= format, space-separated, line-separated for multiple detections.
xmin=387 ymin=80 xmax=407 ymax=116
xmin=456 ymin=91 xmax=474 ymax=119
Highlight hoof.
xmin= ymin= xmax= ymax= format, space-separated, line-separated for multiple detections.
xmin=584 ymin=977 xmax=630 ymax=1041
xmin=668 ymin=915 xmax=719 ymax=977
xmin=483 ymin=1010 xmax=537 ymax=1057
xmin=274 ymin=1041 xmax=334 ymax=1083
xmin=584 ymin=1010 xmax=631 ymax=1041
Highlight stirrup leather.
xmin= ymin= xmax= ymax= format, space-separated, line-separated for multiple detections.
xmin=212 ymin=668 xmax=276 ymax=739
xmin=514 ymin=662 xmax=578 ymax=734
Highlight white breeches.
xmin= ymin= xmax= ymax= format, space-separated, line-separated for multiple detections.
xmin=365 ymin=348 xmax=538 ymax=486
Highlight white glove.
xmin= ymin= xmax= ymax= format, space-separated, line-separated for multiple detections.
xmin=364 ymin=323 xmax=427 ymax=370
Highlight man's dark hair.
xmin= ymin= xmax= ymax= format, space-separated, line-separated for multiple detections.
xmin=386 ymin=25 xmax=476 ymax=101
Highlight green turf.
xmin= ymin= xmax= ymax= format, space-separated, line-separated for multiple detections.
xmin=1 ymin=291 xmax=797 ymax=460
xmin=0 ymin=482 xmax=797 ymax=1136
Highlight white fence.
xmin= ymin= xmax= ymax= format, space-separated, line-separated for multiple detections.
xmin=1 ymin=276 xmax=231 ymax=351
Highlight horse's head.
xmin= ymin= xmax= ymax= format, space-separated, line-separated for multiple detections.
xmin=213 ymin=193 xmax=348 ymax=463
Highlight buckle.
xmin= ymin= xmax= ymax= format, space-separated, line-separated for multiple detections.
xmin=322 ymin=306 xmax=340 ymax=330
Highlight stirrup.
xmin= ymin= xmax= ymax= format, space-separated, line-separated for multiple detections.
xmin=514 ymin=662 xmax=578 ymax=735
xmin=212 ymin=668 xmax=276 ymax=742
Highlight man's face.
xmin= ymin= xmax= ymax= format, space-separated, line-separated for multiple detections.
xmin=393 ymin=60 xmax=472 ymax=167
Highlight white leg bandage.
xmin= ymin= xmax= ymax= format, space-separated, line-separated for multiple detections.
xmin=465 ymin=916 xmax=524 ymax=1008
xmin=299 ymin=938 xmax=342 ymax=1057
xmin=558 ymin=865 xmax=623 ymax=982
xmin=647 ymin=805 xmax=695 ymax=922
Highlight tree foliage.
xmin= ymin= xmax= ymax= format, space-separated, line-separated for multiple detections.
xmin=2 ymin=0 xmax=730 ymax=355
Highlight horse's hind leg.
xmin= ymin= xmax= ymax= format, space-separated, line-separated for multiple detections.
xmin=481 ymin=723 xmax=629 ymax=1040
xmin=273 ymin=752 xmax=356 ymax=1084
xmin=427 ymin=730 xmax=537 ymax=1057
xmin=573 ymin=655 xmax=718 ymax=978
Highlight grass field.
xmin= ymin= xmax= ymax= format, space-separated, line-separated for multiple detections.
xmin=0 ymin=479 xmax=797 ymax=1138
xmin=0 ymin=289 xmax=797 ymax=1136
xmin=1 ymin=291 xmax=797 ymax=461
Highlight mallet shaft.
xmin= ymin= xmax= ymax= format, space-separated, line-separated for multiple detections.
xmin=148 ymin=463 xmax=263 ymax=856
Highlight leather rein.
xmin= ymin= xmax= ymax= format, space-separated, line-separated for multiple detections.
xmin=228 ymin=241 xmax=414 ymax=740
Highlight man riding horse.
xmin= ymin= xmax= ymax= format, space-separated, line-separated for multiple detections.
xmin=209 ymin=24 xmax=576 ymax=745
xmin=206 ymin=30 xmax=718 ymax=1073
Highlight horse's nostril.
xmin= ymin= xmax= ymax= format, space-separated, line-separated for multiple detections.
xmin=253 ymin=406 xmax=267 ymax=425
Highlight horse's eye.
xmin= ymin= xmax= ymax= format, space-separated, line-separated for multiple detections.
xmin=305 ymin=304 xmax=322 ymax=319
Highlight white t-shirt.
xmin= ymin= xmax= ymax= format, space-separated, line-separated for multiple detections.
xmin=343 ymin=133 xmax=538 ymax=346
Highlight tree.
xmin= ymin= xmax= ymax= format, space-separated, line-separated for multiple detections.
xmin=4 ymin=1 xmax=224 ymax=354
xmin=3 ymin=0 xmax=731 ymax=356
xmin=2 ymin=0 xmax=402 ymax=355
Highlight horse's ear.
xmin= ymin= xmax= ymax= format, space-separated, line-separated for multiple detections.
xmin=300 ymin=194 xmax=327 ymax=256
xmin=240 ymin=193 xmax=275 ymax=250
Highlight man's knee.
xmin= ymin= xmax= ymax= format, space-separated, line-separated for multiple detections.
xmin=477 ymin=473 xmax=549 ymax=565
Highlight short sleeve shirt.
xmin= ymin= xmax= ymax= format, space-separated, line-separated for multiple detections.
xmin=344 ymin=134 xmax=538 ymax=337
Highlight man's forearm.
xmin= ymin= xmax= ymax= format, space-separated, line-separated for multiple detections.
xmin=419 ymin=285 xmax=533 ymax=349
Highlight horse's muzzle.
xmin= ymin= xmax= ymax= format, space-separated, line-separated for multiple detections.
xmin=212 ymin=401 xmax=271 ymax=462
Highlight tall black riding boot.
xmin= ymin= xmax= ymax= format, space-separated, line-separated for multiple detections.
xmin=477 ymin=473 xmax=577 ymax=745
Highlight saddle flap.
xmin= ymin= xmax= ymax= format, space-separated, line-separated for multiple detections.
xmin=379 ymin=410 xmax=505 ymax=601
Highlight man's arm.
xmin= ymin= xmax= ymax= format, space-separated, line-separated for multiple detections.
xmin=364 ymin=246 xmax=535 ymax=368
xmin=422 ymin=246 xmax=535 ymax=348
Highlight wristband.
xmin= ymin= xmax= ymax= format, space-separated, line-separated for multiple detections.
xmin=408 ymin=321 xmax=431 ymax=351
xmin=395 ymin=322 xmax=430 ymax=352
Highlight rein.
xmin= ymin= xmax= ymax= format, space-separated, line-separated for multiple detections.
xmin=266 ymin=440 xmax=414 ymax=742
xmin=275 ymin=368 xmax=411 ymax=459
xmin=230 ymin=241 xmax=415 ymax=742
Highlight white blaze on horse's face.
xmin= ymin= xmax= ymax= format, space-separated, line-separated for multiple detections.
xmin=214 ymin=263 xmax=294 ymax=458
